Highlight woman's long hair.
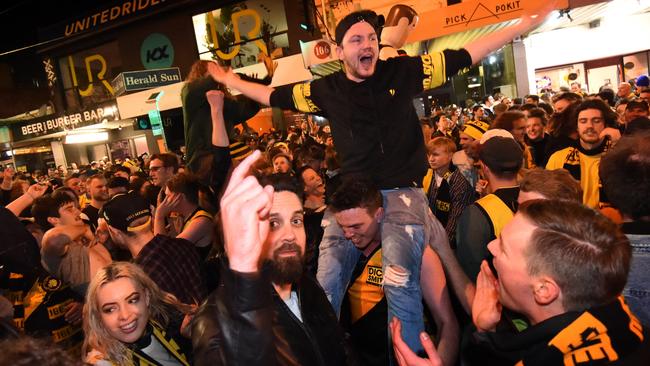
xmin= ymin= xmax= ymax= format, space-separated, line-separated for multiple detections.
xmin=184 ymin=60 xmax=231 ymax=97
xmin=82 ymin=262 xmax=193 ymax=366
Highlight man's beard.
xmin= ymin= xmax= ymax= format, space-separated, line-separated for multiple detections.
xmin=264 ymin=242 xmax=304 ymax=285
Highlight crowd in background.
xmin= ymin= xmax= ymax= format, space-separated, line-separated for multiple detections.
xmin=1 ymin=6 xmax=650 ymax=365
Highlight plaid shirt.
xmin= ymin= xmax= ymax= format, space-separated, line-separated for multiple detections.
xmin=134 ymin=235 xmax=207 ymax=304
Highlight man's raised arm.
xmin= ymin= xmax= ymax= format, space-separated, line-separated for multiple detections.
xmin=207 ymin=62 xmax=274 ymax=107
xmin=464 ymin=1 xmax=557 ymax=65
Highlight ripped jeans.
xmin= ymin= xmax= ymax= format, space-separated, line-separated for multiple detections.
xmin=317 ymin=187 xmax=430 ymax=355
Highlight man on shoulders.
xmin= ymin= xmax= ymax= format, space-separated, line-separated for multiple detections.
xmin=205 ymin=6 xmax=554 ymax=353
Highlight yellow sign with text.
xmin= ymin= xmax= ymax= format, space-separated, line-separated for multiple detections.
xmin=407 ymin=0 xmax=569 ymax=43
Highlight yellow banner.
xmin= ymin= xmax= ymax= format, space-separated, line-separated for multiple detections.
xmin=407 ymin=0 xmax=569 ymax=43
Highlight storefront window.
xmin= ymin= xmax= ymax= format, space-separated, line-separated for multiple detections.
xmin=58 ymin=41 xmax=123 ymax=111
xmin=192 ymin=0 xmax=290 ymax=67
xmin=446 ymin=44 xmax=518 ymax=107
xmin=481 ymin=44 xmax=517 ymax=100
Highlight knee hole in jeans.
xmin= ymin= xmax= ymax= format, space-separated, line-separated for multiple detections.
xmin=383 ymin=265 xmax=410 ymax=287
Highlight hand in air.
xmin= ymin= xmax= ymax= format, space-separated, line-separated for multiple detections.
xmin=220 ymin=150 xmax=274 ymax=273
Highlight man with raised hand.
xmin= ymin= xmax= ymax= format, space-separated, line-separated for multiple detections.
xmin=192 ymin=152 xmax=348 ymax=366
xmin=205 ymin=3 xmax=556 ymax=353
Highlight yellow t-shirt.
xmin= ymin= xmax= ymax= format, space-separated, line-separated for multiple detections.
xmin=347 ymin=248 xmax=384 ymax=323
xmin=546 ymin=147 xmax=602 ymax=208
xmin=78 ymin=194 xmax=91 ymax=210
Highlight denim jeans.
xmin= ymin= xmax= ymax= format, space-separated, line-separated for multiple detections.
xmin=624 ymin=234 xmax=650 ymax=326
xmin=317 ymin=187 xmax=434 ymax=354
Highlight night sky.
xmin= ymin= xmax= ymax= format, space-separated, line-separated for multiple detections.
xmin=0 ymin=0 xmax=119 ymax=55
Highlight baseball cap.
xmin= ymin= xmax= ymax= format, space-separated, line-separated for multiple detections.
xmin=100 ymin=191 xmax=151 ymax=232
xmin=461 ymin=121 xmax=489 ymax=141
xmin=229 ymin=141 xmax=253 ymax=161
xmin=636 ymin=75 xmax=649 ymax=87
xmin=335 ymin=10 xmax=384 ymax=45
xmin=480 ymin=128 xmax=515 ymax=144
xmin=107 ymin=176 xmax=130 ymax=190
xmin=478 ymin=135 xmax=523 ymax=173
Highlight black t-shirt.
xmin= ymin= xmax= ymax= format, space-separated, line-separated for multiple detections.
xmin=270 ymin=50 xmax=472 ymax=189
xmin=82 ymin=204 xmax=100 ymax=229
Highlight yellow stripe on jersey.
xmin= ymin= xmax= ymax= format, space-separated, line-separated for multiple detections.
xmin=421 ymin=52 xmax=446 ymax=90
xmin=475 ymin=194 xmax=514 ymax=238
xmin=348 ymin=249 xmax=384 ymax=323
xmin=47 ymin=299 xmax=73 ymax=320
xmin=291 ymin=82 xmax=321 ymax=113
xmin=52 ymin=324 xmax=81 ymax=343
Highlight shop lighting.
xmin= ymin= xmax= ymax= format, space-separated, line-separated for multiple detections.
xmin=65 ymin=132 xmax=109 ymax=144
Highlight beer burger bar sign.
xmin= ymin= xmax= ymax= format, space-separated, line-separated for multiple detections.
xmin=10 ymin=101 xmax=119 ymax=142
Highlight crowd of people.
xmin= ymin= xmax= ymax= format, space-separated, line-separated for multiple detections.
xmin=1 ymin=6 xmax=650 ymax=366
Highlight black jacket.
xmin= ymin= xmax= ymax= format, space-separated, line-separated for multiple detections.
xmin=192 ymin=265 xmax=349 ymax=366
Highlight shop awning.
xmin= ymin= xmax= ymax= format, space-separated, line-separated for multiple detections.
xmin=307 ymin=0 xmax=577 ymax=79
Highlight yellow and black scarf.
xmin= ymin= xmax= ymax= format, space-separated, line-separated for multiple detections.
xmin=427 ymin=169 xmax=454 ymax=227
xmin=125 ymin=320 xmax=190 ymax=366
xmin=562 ymin=137 xmax=612 ymax=207
xmin=517 ymin=297 xmax=646 ymax=365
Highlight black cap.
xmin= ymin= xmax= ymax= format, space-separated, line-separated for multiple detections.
xmin=107 ymin=176 xmax=130 ymax=189
xmin=100 ymin=191 xmax=151 ymax=232
xmin=479 ymin=137 xmax=523 ymax=173
xmin=335 ymin=10 xmax=384 ymax=45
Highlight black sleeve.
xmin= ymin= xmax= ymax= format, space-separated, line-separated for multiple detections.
xmin=269 ymin=84 xmax=295 ymax=110
xmin=443 ymin=49 xmax=473 ymax=78
xmin=270 ymin=81 xmax=325 ymax=115
xmin=1 ymin=188 xmax=11 ymax=206
xmin=192 ymin=265 xmax=276 ymax=366
xmin=223 ymin=95 xmax=261 ymax=126
xmin=238 ymin=73 xmax=273 ymax=86
xmin=455 ymin=205 xmax=493 ymax=282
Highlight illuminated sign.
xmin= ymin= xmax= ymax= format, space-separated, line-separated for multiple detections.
xmin=300 ymin=39 xmax=337 ymax=68
xmin=67 ymin=53 xmax=115 ymax=96
xmin=10 ymin=101 xmax=120 ymax=142
xmin=408 ymin=0 xmax=569 ymax=43
xmin=141 ymin=33 xmax=175 ymax=69
xmin=148 ymin=109 xmax=163 ymax=136
xmin=43 ymin=58 xmax=57 ymax=88
xmin=63 ymin=0 xmax=167 ymax=37
xmin=112 ymin=68 xmax=181 ymax=96
xmin=192 ymin=0 xmax=290 ymax=67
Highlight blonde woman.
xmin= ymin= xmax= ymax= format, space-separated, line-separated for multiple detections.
xmin=83 ymin=262 xmax=194 ymax=366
